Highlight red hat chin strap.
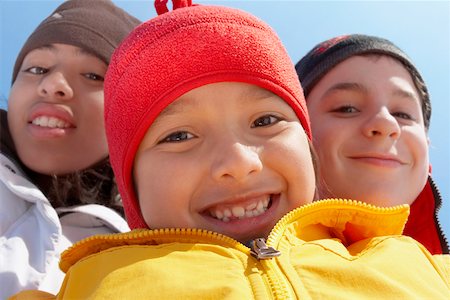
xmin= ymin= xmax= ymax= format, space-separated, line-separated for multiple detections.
xmin=155 ymin=0 xmax=193 ymax=15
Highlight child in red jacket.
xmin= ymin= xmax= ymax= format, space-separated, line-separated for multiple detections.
xmin=296 ymin=34 xmax=448 ymax=254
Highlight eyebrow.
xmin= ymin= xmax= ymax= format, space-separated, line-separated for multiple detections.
xmin=323 ymin=82 xmax=368 ymax=97
xmin=323 ymin=82 xmax=419 ymax=102
xmin=392 ymin=88 xmax=420 ymax=101
xmin=33 ymin=44 xmax=99 ymax=59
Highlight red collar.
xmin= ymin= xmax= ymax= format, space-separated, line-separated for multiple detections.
xmin=403 ymin=177 xmax=448 ymax=254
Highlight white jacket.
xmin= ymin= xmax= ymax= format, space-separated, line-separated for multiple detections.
xmin=0 ymin=153 xmax=129 ymax=299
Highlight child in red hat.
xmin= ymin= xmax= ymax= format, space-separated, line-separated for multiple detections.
xmin=13 ymin=2 xmax=449 ymax=299
xmin=296 ymin=34 xmax=448 ymax=255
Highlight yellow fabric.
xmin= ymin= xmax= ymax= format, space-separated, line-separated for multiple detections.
xmin=11 ymin=199 xmax=450 ymax=299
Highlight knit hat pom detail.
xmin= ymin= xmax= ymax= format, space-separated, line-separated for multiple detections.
xmin=155 ymin=0 xmax=195 ymax=15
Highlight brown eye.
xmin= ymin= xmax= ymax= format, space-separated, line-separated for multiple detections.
xmin=158 ymin=131 xmax=195 ymax=144
xmin=331 ymin=105 xmax=358 ymax=113
xmin=83 ymin=73 xmax=104 ymax=81
xmin=392 ymin=111 xmax=413 ymax=120
xmin=252 ymin=115 xmax=281 ymax=128
xmin=25 ymin=66 xmax=47 ymax=75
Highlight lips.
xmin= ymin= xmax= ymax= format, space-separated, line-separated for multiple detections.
xmin=349 ymin=153 xmax=406 ymax=166
xmin=26 ymin=104 xmax=76 ymax=138
xmin=28 ymin=104 xmax=76 ymax=128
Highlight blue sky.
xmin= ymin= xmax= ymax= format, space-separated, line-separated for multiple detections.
xmin=1 ymin=0 xmax=449 ymax=235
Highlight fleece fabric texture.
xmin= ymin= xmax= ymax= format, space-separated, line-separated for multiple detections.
xmin=9 ymin=199 xmax=450 ymax=299
xmin=12 ymin=0 xmax=140 ymax=82
xmin=104 ymin=3 xmax=311 ymax=229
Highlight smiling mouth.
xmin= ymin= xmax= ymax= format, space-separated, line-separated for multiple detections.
xmin=31 ymin=116 xmax=71 ymax=129
xmin=351 ymin=156 xmax=404 ymax=165
xmin=31 ymin=116 xmax=72 ymax=129
xmin=208 ymin=195 xmax=273 ymax=222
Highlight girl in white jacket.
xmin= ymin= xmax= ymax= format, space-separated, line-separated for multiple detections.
xmin=0 ymin=0 xmax=140 ymax=298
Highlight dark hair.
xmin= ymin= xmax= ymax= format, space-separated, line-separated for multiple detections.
xmin=44 ymin=158 xmax=123 ymax=216
xmin=308 ymin=139 xmax=321 ymax=201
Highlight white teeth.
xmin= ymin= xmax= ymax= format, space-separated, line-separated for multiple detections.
xmin=246 ymin=202 xmax=257 ymax=210
xmin=210 ymin=195 xmax=272 ymax=222
xmin=215 ymin=210 xmax=223 ymax=219
xmin=32 ymin=116 xmax=70 ymax=128
xmin=223 ymin=209 xmax=232 ymax=218
xmin=231 ymin=206 xmax=245 ymax=218
xmin=256 ymin=201 xmax=264 ymax=212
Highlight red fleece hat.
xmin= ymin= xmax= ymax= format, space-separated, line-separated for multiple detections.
xmin=104 ymin=0 xmax=311 ymax=229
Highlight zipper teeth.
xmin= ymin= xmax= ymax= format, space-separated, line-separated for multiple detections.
xmin=428 ymin=177 xmax=449 ymax=253
xmin=67 ymin=227 xmax=249 ymax=252
xmin=267 ymin=198 xmax=408 ymax=246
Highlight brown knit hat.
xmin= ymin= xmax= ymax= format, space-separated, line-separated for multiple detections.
xmin=11 ymin=0 xmax=140 ymax=83
xmin=295 ymin=34 xmax=431 ymax=129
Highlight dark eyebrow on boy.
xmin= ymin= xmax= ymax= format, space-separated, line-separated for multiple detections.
xmin=392 ymin=88 xmax=420 ymax=102
xmin=322 ymin=82 xmax=369 ymax=97
xmin=323 ymin=82 xmax=368 ymax=97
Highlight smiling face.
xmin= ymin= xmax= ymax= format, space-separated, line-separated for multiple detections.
xmin=8 ymin=43 xmax=109 ymax=175
xmin=306 ymin=55 xmax=429 ymax=206
xmin=133 ymin=82 xmax=315 ymax=243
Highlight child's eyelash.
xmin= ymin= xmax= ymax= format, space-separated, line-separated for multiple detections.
xmin=24 ymin=66 xmax=48 ymax=75
xmin=251 ymin=114 xmax=283 ymax=128
xmin=158 ymin=131 xmax=195 ymax=144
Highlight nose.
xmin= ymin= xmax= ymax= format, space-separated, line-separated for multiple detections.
xmin=210 ymin=140 xmax=263 ymax=182
xmin=362 ymin=107 xmax=400 ymax=139
xmin=37 ymin=71 xmax=74 ymax=100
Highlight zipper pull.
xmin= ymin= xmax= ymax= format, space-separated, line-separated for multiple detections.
xmin=250 ymin=238 xmax=281 ymax=260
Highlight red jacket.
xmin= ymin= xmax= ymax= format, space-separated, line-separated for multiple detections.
xmin=404 ymin=176 xmax=449 ymax=254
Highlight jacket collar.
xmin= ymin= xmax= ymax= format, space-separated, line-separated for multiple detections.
xmin=404 ymin=176 xmax=449 ymax=254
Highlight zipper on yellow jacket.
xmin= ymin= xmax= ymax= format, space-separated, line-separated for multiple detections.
xmin=60 ymin=199 xmax=409 ymax=299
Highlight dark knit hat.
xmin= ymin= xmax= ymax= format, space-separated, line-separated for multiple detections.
xmin=12 ymin=0 xmax=140 ymax=83
xmin=105 ymin=0 xmax=311 ymax=229
xmin=295 ymin=34 xmax=431 ymax=129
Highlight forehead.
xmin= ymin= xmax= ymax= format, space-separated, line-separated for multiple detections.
xmin=25 ymin=43 xmax=100 ymax=60
xmin=307 ymin=55 xmax=423 ymax=108
xmin=157 ymin=82 xmax=282 ymax=117
xmin=319 ymin=55 xmax=419 ymax=93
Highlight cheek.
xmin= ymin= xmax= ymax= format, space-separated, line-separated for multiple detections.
xmin=267 ymin=131 xmax=316 ymax=204
xmin=79 ymin=98 xmax=108 ymax=146
xmin=311 ymin=125 xmax=343 ymax=166
xmin=7 ymin=84 xmax=28 ymax=124
xmin=134 ymin=155 xmax=192 ymax=228
xmin=405 ymin=128 xmax=429 ymax=177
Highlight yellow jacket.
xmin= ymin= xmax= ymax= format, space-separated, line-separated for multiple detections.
xmin=12 ymin=199 xmax=450 ymax=299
